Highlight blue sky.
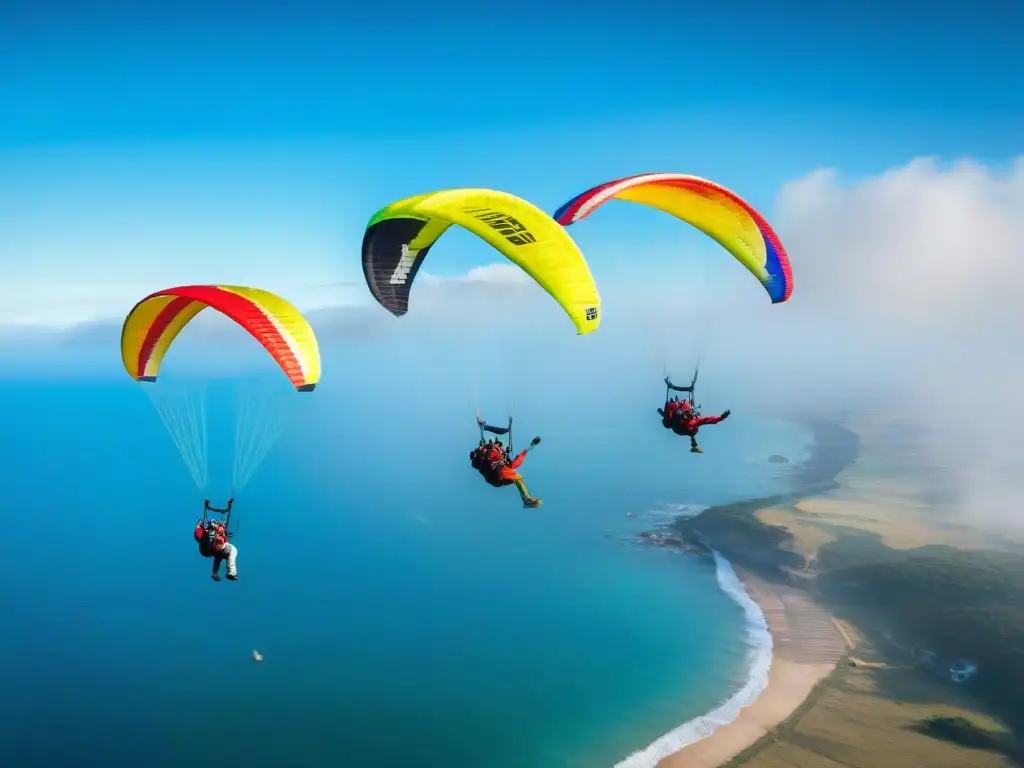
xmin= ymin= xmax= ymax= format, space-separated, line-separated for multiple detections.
xmin=1 ymin=0 xmax=1022 ymax=325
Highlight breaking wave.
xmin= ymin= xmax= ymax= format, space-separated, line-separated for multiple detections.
xmin=612 ymin=548 xmax=773 ymax=767
xmin=641 ymin=502 xmax=709 ymax=525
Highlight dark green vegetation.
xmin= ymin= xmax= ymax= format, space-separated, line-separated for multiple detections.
xmin=911 ymin=716 xmax=1018 ymax=757
xmin=792 ymin=417 xmax=862 ymax=490
xmin=821 ymin=551 xmax=1024 ymax=736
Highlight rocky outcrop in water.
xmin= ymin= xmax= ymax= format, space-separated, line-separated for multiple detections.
xmin=637 ymin=530 xmax=706 ymax=554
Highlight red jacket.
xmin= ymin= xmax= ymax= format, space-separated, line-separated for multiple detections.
xmin=194 ymin=523 xmax=228 ymax=553
xmin=681 ymin=413 xmax=724 ymax=430
xmin=506 ymin=449 xmax=527 ymax=470
xmin=665 ymin=400 xmax=690 ymax=418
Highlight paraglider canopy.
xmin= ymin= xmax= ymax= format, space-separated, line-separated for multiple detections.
xmin=554 ymin=173 xmax=793 ymax=304
xmin=121 ymin=284 xmax=321 ymax=390
xmin=362 ymin=188 xmax=602 ymax=335
xmin=120 ymin=284 xmax=322 ymax=499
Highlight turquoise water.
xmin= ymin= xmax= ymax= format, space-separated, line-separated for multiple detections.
xmin=0 ymin=356 xmax=812 ymax=767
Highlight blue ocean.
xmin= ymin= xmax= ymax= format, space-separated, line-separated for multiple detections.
xmin=0 ymin=329 xmax=812 ymax=768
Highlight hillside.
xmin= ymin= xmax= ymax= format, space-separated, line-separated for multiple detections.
xmin=723 ymin=638 xmax=1020 ymax=768
xmin=821 ymin=551 xmax=1024 ymax=733
xmin=667 ymin=410 xmax=1024 ymax=741
xmin=673 ymin=499 xmax=1024 ymax=735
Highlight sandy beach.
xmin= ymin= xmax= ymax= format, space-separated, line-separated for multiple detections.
xmin=658 ymin=570 xmax=850 ymax=767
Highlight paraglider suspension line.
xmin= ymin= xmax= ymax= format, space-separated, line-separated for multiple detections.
xmin=478 ymin=415 xmax=514 ymax=453
xmin=665 ymin=366 xmax=699 ymax=406
xmin=200 ymin=505 xmax=239 ymax=538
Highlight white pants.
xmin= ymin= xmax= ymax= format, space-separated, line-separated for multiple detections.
xmin=213 ymin=543 xmax=238 ymax=577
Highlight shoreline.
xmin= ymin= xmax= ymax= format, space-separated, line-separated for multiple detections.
xmin=657 ymin=569 xmax=848 ymax=767
xmin=613 ymin=551 xmax=774 ymax=767
xmin=620 ymin=418 xmax=860 ymax=768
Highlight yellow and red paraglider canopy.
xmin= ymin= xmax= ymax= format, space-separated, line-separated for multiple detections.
xmin=554 ymin=173 xmax=793 ymax=304
xmin=120 ymin=284 xmax=321 ymax=391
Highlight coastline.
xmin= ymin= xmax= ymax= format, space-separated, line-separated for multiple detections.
xmin=620 ymin=418 xmax=859 ymax=768
xmin=657 ymin=569 xmax=848 ymax=767
xmin=613 ymin=551 xmax=774 ymax=768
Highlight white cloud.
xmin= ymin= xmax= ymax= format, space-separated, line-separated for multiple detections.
xmin=767 ymin=156 xmax=1024 ymax=532
xmin=384 ymin=262 xmax=556 ymax=333
xmin=775 ymin=157 xmax=1024 ymax=333
xmin=0 ymin=263 xmax=544 ymax=364
xmin=419 ymin=263 xmax=531 ymax=285
xmin=771 ymin=155 xmax=1024 ymax=384
xmin=0 ymin=280 xmax=365 ymax=330
xmin=0 ymin=264 xmax=527 ymax=332
xmin=0 ymin=282 xmax=148 ymax=328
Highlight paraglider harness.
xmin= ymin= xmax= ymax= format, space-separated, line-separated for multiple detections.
xmin=478 ymin=414 xmax=515 ymax=457
xmin=665 ymin=367 xmax=701 ymax=415
xmin=473 ymin=414 xmax=541 ymax=486
xmin=474 ymin=415 xmax=514 ymax=485
xmin=200 ymin=498 xmax=239 ymax=552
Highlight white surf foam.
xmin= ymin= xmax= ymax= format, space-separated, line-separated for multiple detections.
xmin=641 ymin=502 xmax=709 ymax=525
xmin=612 ymin=548 xmax=773 ymax=767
